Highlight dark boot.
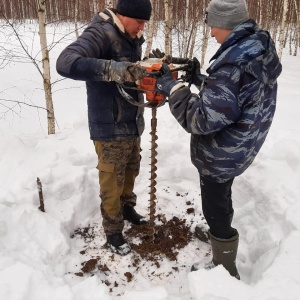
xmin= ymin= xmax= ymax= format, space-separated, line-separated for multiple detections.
xmin=191 ymin=231 xmax=240 ymax=279
xmin=194 ymin=225 xmax=210 ymax=243
xmin=122 ymin=204 xmax=148 ymax=225
xmin=106 ymin=233 xmax=131 ymax=256
xmin=209 ymin=231 xmax=240 ymax=279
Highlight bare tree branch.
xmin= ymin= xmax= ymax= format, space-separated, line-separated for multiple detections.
xmin=0 ymin=98 xmax=48 ymax=111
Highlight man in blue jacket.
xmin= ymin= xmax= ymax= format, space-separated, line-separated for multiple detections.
xmin=155 ymin=0 xmax=282 ymax=278
xmin=56 ymin=0 xmax=152 ymax=256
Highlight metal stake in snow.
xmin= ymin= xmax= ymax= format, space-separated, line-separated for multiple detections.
xmin=37 ymin=177 xmax=45 ymax=212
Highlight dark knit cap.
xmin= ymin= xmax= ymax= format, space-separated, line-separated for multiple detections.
xmin=206 ymin=0 xmax=249 ymax=30
xmin=117 ymin=0 xmax=152 ymax=21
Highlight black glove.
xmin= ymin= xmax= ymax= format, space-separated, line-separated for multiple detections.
xmin=109 ymin=60 xmax=146 ymax=83
xmin=149 ymin=48 xmax=165 ymax=58
xmin=190 ymin=57 xmax=206 ymax=89
xmin=149 ymin=49 xmax=175 ymax=64
xmin=155 ymin=63 xmax=183 ymax=97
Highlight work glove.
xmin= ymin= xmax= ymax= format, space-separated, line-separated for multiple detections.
xmin=190 ymin=57 xmax=207 ymax=90
xmin=149 ymin=48 xmax=165 ymax=59
xmin=148 ymin=48 xmax=173 ymax=64
xmin=155 ymin=63 xmax=184 ymax=97
xmin=109 ymin=60 xmax=146 ymax=84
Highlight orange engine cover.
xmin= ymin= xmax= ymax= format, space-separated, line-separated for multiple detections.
xmin=138 ymin=60 xmax=178 ymax=106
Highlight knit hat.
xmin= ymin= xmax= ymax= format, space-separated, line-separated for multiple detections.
xmin=116 ymin=0 xmax=152 ymax=21
xmin=206 ymin=0 xmax=249 ymax=30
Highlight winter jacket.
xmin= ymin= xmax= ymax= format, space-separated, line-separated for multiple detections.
xmin=56 ymin=9 xmax=145 ymax=141
xmin=168 ymin=19 xmax=282 ymax=183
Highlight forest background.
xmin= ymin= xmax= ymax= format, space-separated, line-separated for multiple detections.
xmin=1 ymin=0 xmax=298 ymax=135
xmin=1 ymin=0 xmax=300 ymax=299
xmin=1 ymin=0 xmax=299 ymax=60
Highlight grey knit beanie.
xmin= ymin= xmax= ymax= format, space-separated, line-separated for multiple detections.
xmin=117 ymin=0 xmax=152 ymax=21
xmin=206 ymin=0 xmax=249 ymax=30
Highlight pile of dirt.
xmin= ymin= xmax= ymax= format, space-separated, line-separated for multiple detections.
xmin=71 ymin=215 xmax=194 ymax=277
xmin=125 ymin=216 xmax=192 ymax=261
xmin=70 ymin=196 xmax=203 ymax=293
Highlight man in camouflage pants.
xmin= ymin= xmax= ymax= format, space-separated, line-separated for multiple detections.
xmin=56 ymin=0 xmax=152 ymax=255
xmin=94 ymin=138 xmax=143 ymax=237
xmin=154 ymin=0 xmax=282 ymax=279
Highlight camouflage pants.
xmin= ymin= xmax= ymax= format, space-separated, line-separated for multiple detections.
xmin=94 ymin=138 xmax=141 ymax=235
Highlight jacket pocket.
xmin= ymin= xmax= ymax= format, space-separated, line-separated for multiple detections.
xmin=97 ymin=162 xmax=115 ymax=173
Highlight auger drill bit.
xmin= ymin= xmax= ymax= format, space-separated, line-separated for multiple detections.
xmin=148 ymin=107 xmax=158 ymax=241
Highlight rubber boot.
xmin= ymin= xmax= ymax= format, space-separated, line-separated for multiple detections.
xmin=195 ymin=212 xmax=234 ymax=244
xmin=194 ymin=225 xmax=210 ymax=243
xmin=106 ymin=233 xmax=131 ymax=256
xmin=122 ymin=204 xmax=148 ymax=225
xmin=209 ymin=231 xmax=240 ymax=279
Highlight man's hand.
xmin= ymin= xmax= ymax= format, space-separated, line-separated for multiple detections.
xmin=149 ymin=48 xmax=165 ymax=59
xmin=110 ymin=60 xmax=146 ymax=83
xmin=155 ymin=63 xmax=184 ymax=97
xmin=190 ymin=57 xmax=207 ymax=89
xmin=149 ymin=48 xmax=173 ymax=64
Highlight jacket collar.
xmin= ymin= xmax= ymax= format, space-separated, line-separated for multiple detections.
xmin=99 ymin=8 xmax=143 ymax=39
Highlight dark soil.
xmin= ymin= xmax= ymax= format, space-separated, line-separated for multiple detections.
xmin=125 ymin=216 xmax=192 ymax=261
xmin=70 ymin=197 xmax=205 ymax=293
xmin=71 ymin=215 xmax=194 ymax=277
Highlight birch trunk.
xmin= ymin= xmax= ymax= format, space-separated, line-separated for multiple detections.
xmin=188 ymin=23 xmax=198 ymax=58
xmin=93 ymin=0 xmax=98 ymax=14
xmin=258 ymin=0 xmax=262 ymax=26
xmin=278 ymin=0 xmax=289 ymax=60
xmin=37 ymin=0 xmax=55 ymax=135
xmin=164 ymin=0 xmax=171 ymax=55
xmin=293 ymin=0 xmax=300 ymax=55
xmin=182 ymin=0 xmax=189 ymax=57
xmin=105 ymin=0 xmax=113 ymax=9
xmin=201 ymin=24 xmax=210 ymax=67
xmin=144 ymin=0 xmax=155 ymax=58
xmin=74 ymin=0 xmax=79 ymax=38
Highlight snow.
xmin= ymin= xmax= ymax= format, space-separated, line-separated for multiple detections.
xmin=1 ymin=24 xmax=300 ymax=300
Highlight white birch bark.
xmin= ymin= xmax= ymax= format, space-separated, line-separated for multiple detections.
xmin=201 ymin=24 xmax=210 ymax=67
xmin=278 ymin=0 xmax=289 ymax=60
xmin=74 ymin=0 xmax=79 ymax=38
xmin=293 ymin=0 xmax=300 ymax=55
xmin=36 ymin=0 xmax=55 ymax=134
xmin=144 ymin=0 xmax=155 ymax=58
xmin=182 ymin=0 xmax=189 ymax=57
xmin=93 ymin=0 xmax=98 ymax=14
xmin=164 ymin=0 xmax=171 ymax=55
xmin=188 ymin=23 xmax=198 ymax=58
xmin=105 ymin=0 xmax=113 ymax=9
xmin=258 ymin=0 xmax=262 ymax=26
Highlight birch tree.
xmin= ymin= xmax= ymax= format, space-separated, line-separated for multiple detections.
xmin=93 ymin=0 xmax=98 ymax=14
xmin=74 ymin=0 xmax=79 ymax=38
xmin=37 ymin=0 xmax=55 ymax=134
xmin=164 ymin=0 xmax=172 ymax=56
xmin=144 ymin=0 xmax=155 ymax=58
xmin=293 ymin=0 xmax=300 ymax=55
xmin=201 ymin=23 xmax=210 ymax=67
xmin=105 ymin=0 xmax=113 ymax=8
xmin=278 ymin=0 xmax=289 ymax=60
xmin=188 ymin=22 xmax=198 ymax=58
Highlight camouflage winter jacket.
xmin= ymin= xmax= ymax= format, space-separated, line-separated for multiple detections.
xmin=56 ymin=9 xmax=145 ymax=141
xmin=168 ymin=19 xmax=282 ymax=182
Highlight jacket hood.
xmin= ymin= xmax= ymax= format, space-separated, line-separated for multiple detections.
xmin=208 ymin=19 xmax=282 ymax=84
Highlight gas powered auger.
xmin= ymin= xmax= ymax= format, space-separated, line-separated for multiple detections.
xmin=117 ymin=57 xmax=195 ymax=240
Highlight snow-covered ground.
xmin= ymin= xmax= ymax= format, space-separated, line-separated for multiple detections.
xmin=1 ymin=23 xmax=300 ymax=300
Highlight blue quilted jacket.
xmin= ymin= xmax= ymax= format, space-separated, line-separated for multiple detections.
xmin=169 ymin=19 xmax=282 ymax=182
xmin=56 ymin=9 xmax=145 ymax=141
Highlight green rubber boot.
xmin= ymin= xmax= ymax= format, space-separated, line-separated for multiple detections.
xmin=208 ymin=231 xmax=240 ymax=279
